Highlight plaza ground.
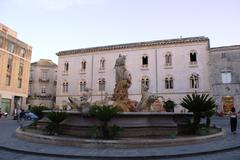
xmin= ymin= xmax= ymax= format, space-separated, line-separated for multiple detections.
xmin=0 ymin=116 xmax=239 ymax=160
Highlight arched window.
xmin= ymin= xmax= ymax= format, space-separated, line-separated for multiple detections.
xmin=165 ymin=52 xmax=172 ymax=66
xmin=165 ymin=76 xmax=174 ymax=89
xmin=142 ymin=55 xmax=148 ymax=67
xmin=80 ymin=80 xmax=86 ymax=92
xmin=190 ymin=74 xmax=199 ymax=88
xmin=64 ymin=62 xmax=69 ymax=73
xmin=81 ymin=60 xmax=86 ymax=72
xmin=62 ymin=81 xmax=68 ymax=93
xmin=190 ymin=51 xmax=197 ymax=63
xmin=98 ymin=78 xmax=105 ymax=91
xmin=100 ymin=58 xmax=105 ymax=70
xmin=141 ymin=76 xmax=150 ymax=88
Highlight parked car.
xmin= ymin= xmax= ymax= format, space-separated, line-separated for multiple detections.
xmin=23 ymin=111 xmax=38 ymax=121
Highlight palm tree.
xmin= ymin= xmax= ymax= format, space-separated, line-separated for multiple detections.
xmin=180 ymin=93 xmax=217 ymax=133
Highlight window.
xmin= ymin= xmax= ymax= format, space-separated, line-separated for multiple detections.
xmin=100 ymin=58 xmax=105 ymax=70
xmin=165 ymin=76 xmax=174 ymax=89
xmin=165 ymin=52 xmax=172 ymax=66
xmin=81 ymin=60 xmax=86 ymax=72
xmin=62 ymin=81 xmax=68 ymax=93
xmin=0 ymin=37 xmax=3 ymax=48
xmin=41 ymin=70 xmax=48 ymax=80
xmin=64 ymin=62 xmax=69 ymax=73
xmin=19 ymin=48 xmax=25 ymax=57
xmin=18 ymin=61 xmax=24 ymax=76
xmin=99 ymin=78 xmax=105 ymax=91
xmin=30 ymin=70 xmax=33 ymax=81
xmin=17 ymin=78 xmax=22 ymax=88
xmin=80 ymin=81 xmax=86 ymax=92
xmin=7 ymin=41 xmax=15 ymax=53
xmin=190 ymin=51 xmax=197 ymax=64
xmin=7 ymin=55 xmax=13 ymax=73
xmin=6 ymin=74 xmax=11 ymax=86
xmin=221 ymin=71 xmax=231 ymax=83
xmin=142 ymin=55 xmax=148 ymax=67
xmin=141 ymin=76 xmax=150 ymax=88
xmin=190 ymin=74 xmax=199 ymax=88
xmin=41 ymin=86 xmax=46 ymax=94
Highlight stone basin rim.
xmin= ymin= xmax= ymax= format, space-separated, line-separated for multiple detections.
xmin=16 ymin=127 xmax=224 ymax=149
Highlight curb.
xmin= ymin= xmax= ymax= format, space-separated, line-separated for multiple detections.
xmin=0 ymin=127 xmax=236 ymax=159
xmin=16 ymin=127 xmax=225 ymax=148
xmin=0 ymin=143 xmax=240 ymax=159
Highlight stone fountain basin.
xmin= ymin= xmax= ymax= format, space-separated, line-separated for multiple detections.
xmin=37 ymin=111 xmax=193 ymax=137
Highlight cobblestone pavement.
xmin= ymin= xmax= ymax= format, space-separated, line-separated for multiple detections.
xmin=0 ymin=116 xmax=239 ymax=160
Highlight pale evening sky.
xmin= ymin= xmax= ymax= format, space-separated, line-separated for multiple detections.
xmin=0 ymin=0 xmax=240 ymax=64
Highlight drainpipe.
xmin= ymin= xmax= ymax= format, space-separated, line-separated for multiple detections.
xmin=155 ymin=49 xmax=158 ymax=94
xmin=90 ymin=55 xmax=94 ymax=102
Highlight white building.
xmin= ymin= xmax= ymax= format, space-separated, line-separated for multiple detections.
xmin=27 ymin=59 xmax=57 ymax=108
xmin=56 ymin=36 xmax=210 ymax=112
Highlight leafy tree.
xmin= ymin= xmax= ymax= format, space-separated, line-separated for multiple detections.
xmin=89 ymin=105 xmax=122 ymax=139
xmin=180 ymin=93 xmax=217 ymax=133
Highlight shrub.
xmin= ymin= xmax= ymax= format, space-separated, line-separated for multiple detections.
xmin=30 ymin=106 xmax=49 ymax=120
xmin=89 ymin=105 xmax=122 ymax=139
xmin=180 ymin=93 xmax=217 ymax=134
xmin=163 ymin=100 xmax=176 ymax=112
xmin=46 ymin=111 xmax=68 ymax=135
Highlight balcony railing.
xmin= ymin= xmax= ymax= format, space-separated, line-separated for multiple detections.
xmin=39 ymin=78 xmax=50 ymax=83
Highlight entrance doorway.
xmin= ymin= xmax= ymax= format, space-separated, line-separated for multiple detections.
xmin=1 ymin=99 xmax=11 ymax=114
xmin=222 ymin=96 xmax=234 ymax=113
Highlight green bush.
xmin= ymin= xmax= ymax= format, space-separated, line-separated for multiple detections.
xmin=30 ymin=106 xmax=49 ymax=119
xmin=47 ymin=111 xmax=68 ymax=123
xmin=180 ymin=93 xmax=217 ymax=134
xmin=89 ymin=105 xmax=122 ymax=139
xmin=163 ymin=100 xmax=176 ymax=112
xmin=89 ymin=105 xmax=122 ymax=122
xmin=46 ymin=111 xmax=68 ymax=135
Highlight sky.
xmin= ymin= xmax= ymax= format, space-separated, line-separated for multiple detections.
xmin=0 ymin=0 xmax=240 ymax=64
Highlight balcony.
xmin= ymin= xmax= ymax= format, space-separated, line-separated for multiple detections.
xmin=28 ymin=93 xmax=53 ymax=99
xmin=39 ymin=78 xmax=50 ymax=83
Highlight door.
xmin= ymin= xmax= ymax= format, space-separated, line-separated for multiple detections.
xmin=222 ymin=96 xmax=234 ymax=113
xmin=1 ymin=99 xmax=11 ymax=114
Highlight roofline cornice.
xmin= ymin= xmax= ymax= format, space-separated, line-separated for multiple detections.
xmin=56 ymin=36 xmax=209 ymax=56
xmin=210 ymin=45 xmax=240 ymax=52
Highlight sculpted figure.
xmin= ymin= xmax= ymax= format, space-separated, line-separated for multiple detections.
xmin=67 ymin=87 xmax=92 ymax=113
xmin=137 ymin=84 xmax=159 ymax=112
xmin=114 ymin=54 xmax=132 ymax=85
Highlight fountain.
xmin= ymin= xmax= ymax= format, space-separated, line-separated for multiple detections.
xmin=36 ymin=54 xmax=192 ymax=138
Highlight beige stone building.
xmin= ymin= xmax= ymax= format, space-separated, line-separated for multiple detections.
xmin=0 ymin=23 xmax=32 ymax=114
xmin=209 ymin=45 xmax=240 ymax=113
xmin=27 ymin=59 xmax=57 ymax=108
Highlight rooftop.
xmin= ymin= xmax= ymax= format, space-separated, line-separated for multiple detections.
xmin=210 ymin=45 xmax=240 ymax=52
xmin=56 ymin=36 xmax=209 ymax=56
xmin=31 ymin=59 xmax=57 ymax=67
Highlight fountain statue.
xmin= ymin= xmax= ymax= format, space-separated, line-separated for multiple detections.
xmin=67 ymin=54 xmax=161 ymax=112
xmin=111 ymin=54 xmax=138 ymax=112
xmin=67 ymin=87 xmax=92 ymax=113
xmin=136 ymin=84 xmax=160 ymax=112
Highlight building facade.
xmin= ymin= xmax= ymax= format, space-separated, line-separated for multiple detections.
xmin=27 ymin=59 xmax=57 ymax=108
xmin=209 ymin=45 xmax=240 ymax=113
xmin=0 ymin=23 xmax=32 ymax=114
xmin=56 ymin=36 xmax=211 ymax=112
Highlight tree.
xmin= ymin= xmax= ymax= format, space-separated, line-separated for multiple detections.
xmin=180 ymin=93 xmax=217 ymax=133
